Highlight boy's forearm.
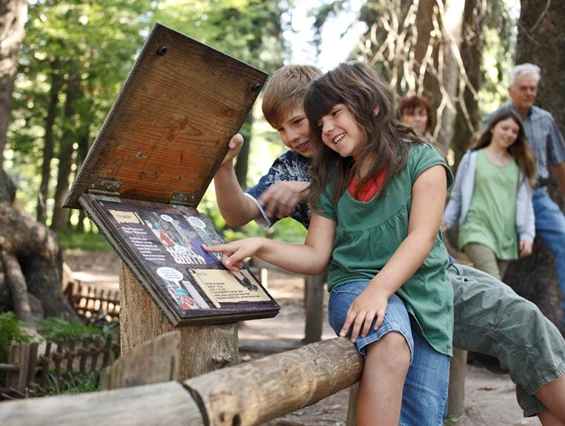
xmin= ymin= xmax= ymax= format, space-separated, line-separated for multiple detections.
xmin=213 ymin=165 xmax=259 ymax=227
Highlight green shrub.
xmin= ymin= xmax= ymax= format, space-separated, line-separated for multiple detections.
xmin=34 ymin=371 xmax=102 ymax=396
xmin=0 ymin=312 xmax=32 ymax=363
xmin=37 ymin=316 xmax=104 ymax=343
xmin=55 ymin=229 xmax=112 ymax=251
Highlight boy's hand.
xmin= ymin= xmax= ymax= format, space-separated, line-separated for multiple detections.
xmin=220 ymin=134 xmax=244 ymax=167
xmin=203 ymin=238 xmax=263 ymax=272
xmin=340 ymin=285 xmax=389 ymax=344
xmin=519 ymin=239 xmax=533 ymax=258
xmin=259 ymin=181 xmax=310 ymax=219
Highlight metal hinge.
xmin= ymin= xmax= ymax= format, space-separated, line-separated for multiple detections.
xmin=87 ymin=179 xmax=122 ymax=197
xmin=170 ymin=191 xmax=196 ymax=206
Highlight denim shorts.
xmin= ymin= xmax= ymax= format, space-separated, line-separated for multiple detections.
xmin=328 ymin=281 xmax=414 ymax=360
xmin=328 ymin=281 xmax=450 ymax=425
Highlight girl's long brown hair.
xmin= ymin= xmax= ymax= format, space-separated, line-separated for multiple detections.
xmin=303 ymin=62 xmax=426 ymax=208
xmin=473 ymin=108 xmax=536 ymax=188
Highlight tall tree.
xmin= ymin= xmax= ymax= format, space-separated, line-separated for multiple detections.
xmin=503 ymin=0 xmax=565 ymax=326
xmin=450 ymin=0 xmax=484 ymax=168
xmin=0 ymin=0 xmax=78 ymax=323
xmin=319 ymin=0 xmax=469 ymax=153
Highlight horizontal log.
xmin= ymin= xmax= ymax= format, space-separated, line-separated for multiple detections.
xmin=0 ymin=364 xmax=20 ymax=373
xmin=184 ymin=337 xmax=363 ymax=426
xmin=0 ymin=381 xmax=204 ymax=426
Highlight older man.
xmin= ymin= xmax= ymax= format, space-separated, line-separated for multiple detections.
xmin=486 ymin=63 xmax=565 ymax=327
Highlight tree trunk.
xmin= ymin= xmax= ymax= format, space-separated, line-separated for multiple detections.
xmin=413 ymin=0 xmax=465 ymax=153
xmin=503 ymin=0 xmax=565 ymax=326
xmin=0 ymin=0 xmax=27 ymax=164
xmin=75 ymin=127 xmax=90 ymax=233
xmin=234 ymin=113 xmax=253 ymax=189
xmin=0 ymin=194 xmax=78 ymax=320
xmin=0 ymin=1 xmax=78 ymax=323
xmin=450 ymin=0 xmax=483 ymax=169
xmin=37 ymin=58 xmax=63 ymax=224
xmin=51 ymin=73 xmax=81 ymax=231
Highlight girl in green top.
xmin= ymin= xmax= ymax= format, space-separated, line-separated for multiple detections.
xmin=206 ymin=62 xmax=453 ymax=425
xmin=443 ymin=109 xmax=537 ymax=280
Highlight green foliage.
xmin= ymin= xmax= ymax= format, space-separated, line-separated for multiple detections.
xmin=56 ymin=229 xmax=112 ymax=251
xmin=37 ymin=316 xmax=104 ymax=343
xmin=7 ymin=0 xmax=290 ymax=221
xmin=32 ymin=371 xmax=102 ymax=396
xmin=0 ymin=312 xmax=32 ymax=363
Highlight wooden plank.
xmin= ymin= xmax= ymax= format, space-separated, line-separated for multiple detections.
xmin=119 ymin=262 xmax=238 ymax=381
xmin=64 ymin=23 xmax=267 ymax=209
xmin=16 ymin=344 xmax=29 ymax=391
xmin=6 ymin=345 xmax=20 ymax=389
xmin=184 ymin=337 xmax=363 ymax=426
xmin=26 ymin=342 xmax=39 ymax=387
xmin=101 ymin=331 xmax=180 ymax=391
xmin=0 ymin=381 xmax=204 ymax=426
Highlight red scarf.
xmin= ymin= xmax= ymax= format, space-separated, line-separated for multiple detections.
xmin=348 ymin=166 xmax=388 ymax=201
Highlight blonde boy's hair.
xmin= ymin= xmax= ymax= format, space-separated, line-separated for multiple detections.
xmin=262 ymin=64 xmax=322 ymax=128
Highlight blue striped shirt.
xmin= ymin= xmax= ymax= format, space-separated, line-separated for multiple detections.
xmin=484 ymin=103 xmax=565 ymax=179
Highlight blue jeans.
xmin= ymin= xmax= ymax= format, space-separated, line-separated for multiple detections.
xmin=533 ymin=187 xmax=565 ymax=322
xmin=328 ymin=282 xmax=450 ymax=426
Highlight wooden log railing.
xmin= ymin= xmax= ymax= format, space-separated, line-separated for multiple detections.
xmin=0 ymin=337 xmax=363 ymax=426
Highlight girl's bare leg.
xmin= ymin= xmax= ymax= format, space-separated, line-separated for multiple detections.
xmin=538 ymin=410 xmax=565 ymax=426
xmin=357 ymin=332 xmax=410 ymax=426
xmin=536 ymin=374 xmax=565 ymax=424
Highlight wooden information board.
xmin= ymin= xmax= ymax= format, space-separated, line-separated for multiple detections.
xmin=64 ymin=23 xmax=278 ymax=327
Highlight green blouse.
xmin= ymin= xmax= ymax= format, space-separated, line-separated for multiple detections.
xmin=459 ymin=150 xmax=519 ymax=260
xmin=316 ymin=143 xmax=454 ymax=356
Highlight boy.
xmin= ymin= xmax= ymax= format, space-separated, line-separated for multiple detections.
xmin=213 ymin=65 xmax=565 ymax=423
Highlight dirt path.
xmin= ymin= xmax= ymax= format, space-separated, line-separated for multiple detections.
xmin=63 ymin=250 xmax=541 ymax=425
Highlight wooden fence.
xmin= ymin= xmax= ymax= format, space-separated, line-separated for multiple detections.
xmin=64 ymin=282 xmax=120 ymax=322
xmin=0 ymin=337 xmax=361 ymax=425
xmin=0 ymin=335 xmax=120 ymax=398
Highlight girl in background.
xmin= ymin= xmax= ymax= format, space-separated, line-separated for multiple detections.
xmin=206 ymin=62 xmax=453 ymax=425
xmin=442 ymin=108 xmax=536 ymax=280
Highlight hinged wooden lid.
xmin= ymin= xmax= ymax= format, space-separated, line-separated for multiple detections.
xmin=64 ymin=23 xmax=267 ymax=209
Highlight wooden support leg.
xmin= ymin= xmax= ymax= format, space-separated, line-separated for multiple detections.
xmin=118 ymin=262 xmax=239 ymax=380
xmin=303 ymin=274 xmax=325 ymax=344
xmin=447 ymin=348 xmax=467 ymax=418
xmin=346 ymin=383 xmax=359 ymax=426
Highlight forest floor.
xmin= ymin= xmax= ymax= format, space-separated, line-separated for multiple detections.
xmin=64 ymin=249 xmax=541 ymax=426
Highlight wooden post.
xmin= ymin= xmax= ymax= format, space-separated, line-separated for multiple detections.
xmin=119 ymin=262 xmax=238 ymax=380
xmin=346 ymin=383 xmax=359 ymax=426
xmin=447 ymin=348 xmax=467 ymax=417
xmin=184 ymin=337 xmax=363 ymax=426
xmin=303 ymin=273 xmax=325 ymax=343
